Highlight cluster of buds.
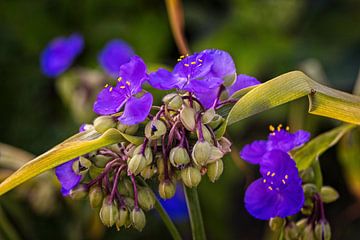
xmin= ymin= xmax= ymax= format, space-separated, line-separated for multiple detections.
xmin=66 ymin=92 xmax=232 ymax=230
xmin=269 ymin=167 xmax=339 ymax=240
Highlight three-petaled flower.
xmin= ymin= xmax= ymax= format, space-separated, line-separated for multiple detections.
xmin=41 ymin=33 xmax=84 ymax=77
xmin=93 ymin=56 xmax=153 ymax=125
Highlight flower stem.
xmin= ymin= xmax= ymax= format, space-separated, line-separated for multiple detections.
xmin=312 ymin=159 xmax=323 ymax=190
xmin=183 ymin=185 xmax=206 ymax=240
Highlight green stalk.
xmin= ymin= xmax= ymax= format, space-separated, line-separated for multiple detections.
xmin=312 ymin=159 xmax=323 ymax=189
xmin=183 ymin=185 xmax=206 ymax=240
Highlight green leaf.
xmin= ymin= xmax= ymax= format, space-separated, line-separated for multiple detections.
xmin=0 ymin=128 xmax=143 ymax=196
xmin=293 ymin=124 xmax=356 ymax=170
xmin=227 ymin=71 xmax=360 ymax=125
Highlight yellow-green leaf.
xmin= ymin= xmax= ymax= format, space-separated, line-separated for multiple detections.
xmin=0 ymin=128 xmax=143 ymax=196
xmin=227 ymin=71 xmax=360 ymax=125
xmin=293 ymin=124 xmax=356 ymax=170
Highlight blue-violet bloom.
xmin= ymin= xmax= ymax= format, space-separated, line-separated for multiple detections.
xmin=98 ymin=39 xmax=135 ymax=78
xmin=244 ymin=150 xmax=304 ymax=220
xmin=41 ymin=33 xmax=84 ymax=77
xmin=159 ymin=184 xmax=188 ymax=221
xmin=93 ymin=56 xmax=153 ymax=125
xmin=240 ymin=125 xmax=310 ymax=164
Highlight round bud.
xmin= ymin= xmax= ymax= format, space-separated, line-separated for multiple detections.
xmin=133 ymin=144 xmax=153 ymax=165
xmin=99 ymin=197 xmax=119 ymax=227
xmin=296 ymin=218 xmax=308 ymax=231
xmin=70 ymin=184 xmax=87 ymax=200
xmin=169 ymin=146 xmax=190 ymax=167
xmin=118 ymin=179 xmax=134 ymax=198
xmin=301 ymin=198 xmax=314 ymax=216
xmin=159 ymin=180 xmax=176 ymax=199
xmin=130 ymin=208 xmax=146 ymax=232
xmin=208 ymin=114 xmax=224 ymax=129
xmin=124 ymin=197 xmax=135 ymax=209
xmin=192 ymin=141 xmax=211 ymax=166
xmin=218 ymin=137 xmax=232 ymax=154
xmin=180 ymin=106 xmax=196 ymax=131
xmin=223 ymin=72 xmax=237 ymax=87
xmin=208 ymin=146 xmax=224 ymax=163
xmin=302 ymin=224 xmax=315 ymax=240
xmin=117 ymin=123 xmax=139 ymax=135
xmin=128 ymin=154 xmax=147 ymax=175
xmin=91 ymin=154 xmax=112 ymax=168
xmin=303 ymin=183 xmax=318 ymax=197
xmin=196 ymin=124 xmax=213 ymax=143
xmin=89 ymin=165 xmax=103 ymax=179
xmin=138 ymin=187 xmax=156 ymax=211
xmin=202 ymin=108 xmax=215 ymax=124
xmin=207 ymin=159 xmax=224 ymax=182
xmin=116 ymin=207 xmax=129 ymax=230
xmin=314 ymin=220 xmax=331 ymax=240
xmin=181 ymin=167 xmax=201 ymax=188
xmin=300 ymin=168 xmax=315 ymax=183
xmin=140 ymin=165 xmax=157 ymax=179
xmin=163 ymin=93 xmax=183 ymax=110
xmin=145 ymin=120 xmax=167 ymax=140
xmin=284 ymin=222 xmax=300 ymax=240
xmin=89 ymin=186 xmax=103 ymax=209
xmin=93 ymin=116 xmax=116 ymax=133
xmin=269 ymin=217 xmax=285 ymax=231
xmin=320 ymin=186 xmax=339 ymax=203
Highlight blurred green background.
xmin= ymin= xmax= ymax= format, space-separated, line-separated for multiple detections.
xmin=0 ymin=0 xmax=359 ymax=239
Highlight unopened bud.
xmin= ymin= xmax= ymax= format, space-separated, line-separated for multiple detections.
xmin=320 ymin=186 xmax=339 ymax=203
xmin=296 ymin=219 xmax=308 ymax=231
xmin=159 ymin=180 xmax=176 ymax=199
xmin=118 ymin=179 xmax=134 ymax=197
xmin=269 ymin=217 xmax=285 ymax=231
xmin=314 ymin=220 xmax=331 ymax=240
xmin=128 ymin=154 xmax=147 ymax=175
xmin=208 ymin=146 xmax=224 ymax=163
xmin=181 ymin=167 xmax=201 ymax=188
xmin=145 ymin=120 xmax=167 ymax=140
xmin=89 ymin=165 xmax=103 ymax=179
xmin=134 ymin=144 xmax=153 ymax=165
xmin=163 ymin=93 xmax=183 ymax=110
xmin=169 ymin=146 xmax=190 ymax=167
xmin=70 ymin=184 xmax=87 ymax=200
xmin=207 ymin=159 xmax=224 ymax=182
xmin=214 ymin=119 xmax=227 ymax=138
xmin=284 ymin=222 xmax=300 ymax=240
xmin=192 ymin=141 xmax=211 ymax=166
xmin=117 ymin=123 xmax=139 ymax=135
xmin=89 ymin=186 xmax=103 ymax=208
xmin=208 ymin=114 xmax=224 ymax=129
xmin=218 ymin=137 xmax=232 ymax=154
xmin=300 ymin=168 xmax=315 ymax=183
xmin=138 ymin=188 xmax=156 ymax=211
xmin=116 ymin=207 xmax=129 ymax=230
xmin=131 ymin=208 xmax=146 ymax=231
xmin=301 ymin=224 xmax=315 ymax=240
xmin=303 ymin=183 xmax=318 ymax=197
xmin=140 ymin=165 xmax=157 ymax=179
xmin=202 ymin=108 xmax=215 ymax=124
xmin=91 ymin=154 xmax=112 ymax=168
xmin=93 ymin=116 xmax=116 ymax=133
xmin=124 ymin=197 xmax=135 ymax=209
xmin=223 ymin=72 xmax=237 ymax=87
xmin=301 ymin=198 xmax=314 ymax=216
xmin=197 ymin=124 xmax=213 ymax=143
xmin=180 ymin=106 xmax=196 ymax=131
xmin=99 ymin=197 xmax=119 ymax=227
xmin=73 ymin=157 xmax=91 ymax=176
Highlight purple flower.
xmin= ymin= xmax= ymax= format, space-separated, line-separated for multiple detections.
xmin=55 ymin=124 xmax=86 ymax=196
xmin=148 ymin=49 xmax=235 ymax=95
xmin=41 ymin=33 xmax=84 ymax=77
xmin=159 ymin=184 xmax=188 ymax=221
xmin=245 ymin=150 xmax=304 ymax=220
xmin=98 ymin=39 xmax=135 ymax=78
xmin=93 ymin=56 xmax=153 ymax=125
xmin=240 ymin=125 xmax=310 ymax=164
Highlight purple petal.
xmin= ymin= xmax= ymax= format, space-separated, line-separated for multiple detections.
xmin=93 ymin=86 xmax=127 ymax=115
xmin=183 ymin=77 xmax=223 ymax=93
xmin=240 ymin=140 xmax=268 ymax=164
xmin=118 ymin=56 xmax=148 ymax=94
xmin=201 ymin=49 xmax=236 ymax=78
xmin=293 ymin=130 xmax=311 ymax=148
xmin=195 ymin=87 xmax=219 ymax=109
xmin=41 ymin=34 xmax=84 ymax=77
xmin=227 ymin=74 xmax=260 ymax=96
xmin=259 ymin=150 xmax=299 ymax=177
xmin=276 ymin=182 xmax=304 ymax=218
xmin=98 ymin=39 xmax=135 ymax=78
xmin=267 ymin=130 xmax=296 ymax=152
xmin=55 ymin=159 xmax=81 ymax=196
xmin=148 ymin=68 xmax=182 ymax=90
xmin=118 ymin=92 xmax=153 ymax=125
xmin=173 ymin=52 xmax=213 ymax=80
xmin=158 ymin=184 xmax=188 ymax=221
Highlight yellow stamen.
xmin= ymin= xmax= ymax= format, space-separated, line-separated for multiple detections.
xmin=126 ymin=81 xmax=131 ymax=86
xmin=120 ymin=86 xmax=125 ymax=89
xmin=177 ymin=58 xmax=182 ymax=62
xmin=185 ymin=54 xmax=189 ymax=56
xmin=271 ymin=172 xmax=275 ymax=177
xmin=268 ymin=186 xmax=273 ymax=191
xmin=117 ymin=77 xmax=122 ymax=82
xmin=285 ymin=175 xmax=288 ymax=179
xmin=179 ymin=55 xmax=185 ymax=59
xmin=282 ymin=179 xmax=286 ymax=184
xmin=191 ymin=61 xmax=196 ymax=65
xmin=198 ymin=59 xmax=203 ymax=62
xmin=286 ymin=126 xmax=290 ymax=131
xmin=269 ymin=125 xmax=275 ymax=132
xmin=109 ymin=87 xmax=113 ymax=92
xmin=277 ymin=124 xmax=283 ymax=131
xmin=267 ymin=171 xmax=271 ymax=176
xmin=263 ymin=179 xmax=267 ymax=183
xmin=104 ymin=84 xmax=109 ymax=88
xmin=184 ymin=63 xmax=190 ymax=67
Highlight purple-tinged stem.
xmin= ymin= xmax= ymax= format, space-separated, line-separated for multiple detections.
xmin=109 ymin=165 xmax=126 ymax=202
xmin=130 ymin=174 xmax=139 ymax=209
xmin=196 ymin=113 xmax=204 ymax=142
xmin=162 ymin=135 xmax=170 ymax=180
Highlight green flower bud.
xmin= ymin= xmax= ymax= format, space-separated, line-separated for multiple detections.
xmin=208 ymin=114 xmax=224 ymax=129
xmin=169 ymin=146 xmax=190 ymax=167
xmin=117 ymin=123 xmax=139 ymax=135
xmin=163 ymin=93 xmax=183 ymax=110
xmin=134 ymin=144 xmax=153 ymax=165
xmin=93 ymin=116 xmax=116 ymax=133
xmin=89 ymin=186 xmax=103 ymax=209
xmin=208 ymin=146 xmax=224 ymax=163
xmin=180 ymin=106 xmax=196 ymax=131
xmin=145 ymin=120 xmax=167 ymax=140
xmin=72 ymin=157 xmax=91 ymax=176
xmin=116 ymin=207 xmax=129 ymax=230
xmin=118 ymin=179 xmax=134 ymax=198
xmin=159 ymin=180 xmax=176 ymax=199
xmin=207 ymin=159 xmax=224 ymax=182
xmin=301 ymin=225 xmax=315 ymax=240
xmin=303 ymin=183 xmax=318 ymax=197
xmin=218 ymin=137 xmax=232 ymax=154
xmin=284 ymin=222 xmax=300 ymax=240
xmin=181 ymin=167 xmax=201 ymax=188
xmin=91 ymin=154 xmax=112 ymax=168
xmin=131 ymin=208 xmax=146 ymax=232
xmin=124 ymin=197 xmax=135 ymax=209
xmin=196 ymin=124 xmax=213 ymax=143
xmin=314 ymin=221 xmax=331 ymax=240
xmin=70 ymin=184 xmax=87 ymax=200
xmin=99 ymin=197 xmax=119 ymax=227
xmin=296 ymin=219 xmax=308 ymax=231
xmin=301 ymin=198 xmax=314 ymax=216
xmin=269 ymin=217 xmax=285 ymax=231
xmin=192 ymin=141 xmax=211 ymax=166
xmin=320 ymin=186 xmax=339 ymax=203
xmin=128 ymin=154 xmax=147 ymax=175
xmin=140 ymin=165 xmax=157 ymax=179
xmin=223 ymin=72 xmax=237 ymax=87
xmin=89 ymin=165 xmax=103 ymax=179
xmin=106 ymin=144 xmax=122 ymax=155
xmin=300 ymin=168 xmax=315 ymax=183
xmin=138 ymin=188 xmax=156 ymax=211
xmin=202 ymin=108 xmax=215 ymax=124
